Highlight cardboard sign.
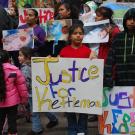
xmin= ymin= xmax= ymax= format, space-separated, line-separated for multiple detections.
xmin=99 ymin=86 xmax=135 ymax=135
xmin=32 ymin=57 xmax=104 ymax=114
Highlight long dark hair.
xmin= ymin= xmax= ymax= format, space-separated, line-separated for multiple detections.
xmin=0 ymin=50 xmax=10 ymax=102
xmin=55 ymin=2 xmax=79 ymax=19
xmin=68 ymin=20 xmax=84 ymax=43
xmin=96 ymin=6 xmax=115 ymax=25
xmin=29 ymin=9 xmax=40 ymax=25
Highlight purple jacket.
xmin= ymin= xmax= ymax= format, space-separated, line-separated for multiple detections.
xmin=0 ymin=63 xmax=28 ymax=107
xmin=18 ymin=24 xmax=46 ymax=45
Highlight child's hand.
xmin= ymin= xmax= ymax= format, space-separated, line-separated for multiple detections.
xmin=89 ymin=51 xmax=97 ymax=60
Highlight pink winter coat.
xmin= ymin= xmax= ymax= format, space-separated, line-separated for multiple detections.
xmin=0 ymin=63 xmax=28 ymax=107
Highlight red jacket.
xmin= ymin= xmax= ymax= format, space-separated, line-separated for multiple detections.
xmin=98 ymin=25 xmax=120 ymax=63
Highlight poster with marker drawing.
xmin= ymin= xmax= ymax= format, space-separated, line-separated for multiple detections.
xmin=3 ymin=28 xmax=34 ymax=51
xmin=99 ymin=86 xmax=135 ymax=135
xmin=32 ymin=57 xmax=104 ymax=114
xmin=83 ymin=19 xmax=110 ymax=43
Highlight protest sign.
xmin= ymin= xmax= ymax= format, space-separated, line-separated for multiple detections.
xmin=19 ymin=8 xmax=54 ymax=26
xmin=83 ymin=19 xmax=109 ymax=43
xmin=32 ymin=57 xmax=104 ymax=114
xmin=3 ymin=28 xmax=33 ymax=51
xmin=99 ymin=86 xmax=135 ymax=135
xmin=46 ymin=19 xmax=72 ymax=41
xmin=16 ymin=0 xmax=54 ymax=8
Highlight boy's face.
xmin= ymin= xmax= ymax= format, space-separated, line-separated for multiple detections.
xmin=126 ymin=18 xmax=135 ymax=31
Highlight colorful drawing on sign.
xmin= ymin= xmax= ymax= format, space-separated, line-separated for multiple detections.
xmin=99 ymin=86 xmax=135 ymax=135
xmin=16 ymin=0 xmax=54 ymax=8
xmin=19 ymin=8 xmax=54 ymax=26
xmin=83 ymin=19 xmax=110 ymax=43
xmin=3 ymin=28 xmax=33 ymax=51
xmin=31 ymin=57 xmax=104 ymax=114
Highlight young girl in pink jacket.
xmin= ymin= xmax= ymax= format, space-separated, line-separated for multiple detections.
xmin=0 ymin=50 xmax=28 ymax=135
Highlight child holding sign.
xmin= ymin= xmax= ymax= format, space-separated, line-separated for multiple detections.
xmin=18 ymin=47 xmax=58 ymax=135
xmin=60 ymin=20 xmax=96 ymax=135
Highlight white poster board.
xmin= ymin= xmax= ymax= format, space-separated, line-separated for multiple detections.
xmin=99 ymin=86 xmax=135 ymax=135
xmin=32 ymin=57 xmax=104 ymax=114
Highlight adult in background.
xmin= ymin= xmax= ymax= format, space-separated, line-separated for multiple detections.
xmin=0 ymin=5 xmax=12 ymax=49
xmin=18 ymin=8 xmax=45 ymax=56
xmin=45 ymin=2 xmax=80 ymax=57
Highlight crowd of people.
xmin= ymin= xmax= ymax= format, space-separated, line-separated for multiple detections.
xmin=0 ymin=0 xmax=135 ymax=135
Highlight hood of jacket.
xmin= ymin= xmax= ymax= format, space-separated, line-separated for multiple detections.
xmin=123 ymin=8 xmax=135 ymax=32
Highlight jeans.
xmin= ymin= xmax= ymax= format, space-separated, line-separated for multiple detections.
xmin=67 ymin=113 xmax=88 ymax=135
xmin=29 ymin=97 xmax=57 ymax=132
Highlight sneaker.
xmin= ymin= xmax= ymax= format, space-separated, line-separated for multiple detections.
xmin=46 ymin=120 xmax=58 ymax=128
xmin=27 ymin=130 xmax=43 ymax=135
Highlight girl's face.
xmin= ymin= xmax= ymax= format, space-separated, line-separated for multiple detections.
xmin=26 ymin=10 xmax=37 ymax=25
xmin=70 ymin=27 xmax=84 ymax=47
xmin=18 ymin=51 xmax=26 ymax=64
xmin=95 ymin=12 xmax=104 ymax=22
xmin=58 ymin=4 xmax=71 ymax=19
xmin=126 ymin=18 xmax=135 ymax=31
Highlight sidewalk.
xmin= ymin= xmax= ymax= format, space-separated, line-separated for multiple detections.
xmin=17 ymin=113 xmax=99 ymax=135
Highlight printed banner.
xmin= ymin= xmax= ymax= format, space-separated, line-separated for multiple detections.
xmin=46 ymin=19 xmax=72 ymax=41
xmin=3 ymin=28 xmax=33 ymax=51
xmin=99 ymin=86 xmax=135 ymax=135
xmin=32 ymin=57 xmax=104 ymax=114
xmin=83 ymin=19 xmax=110 ymax=43
xmin=16 ymin=0 xmax=54 ymax=8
